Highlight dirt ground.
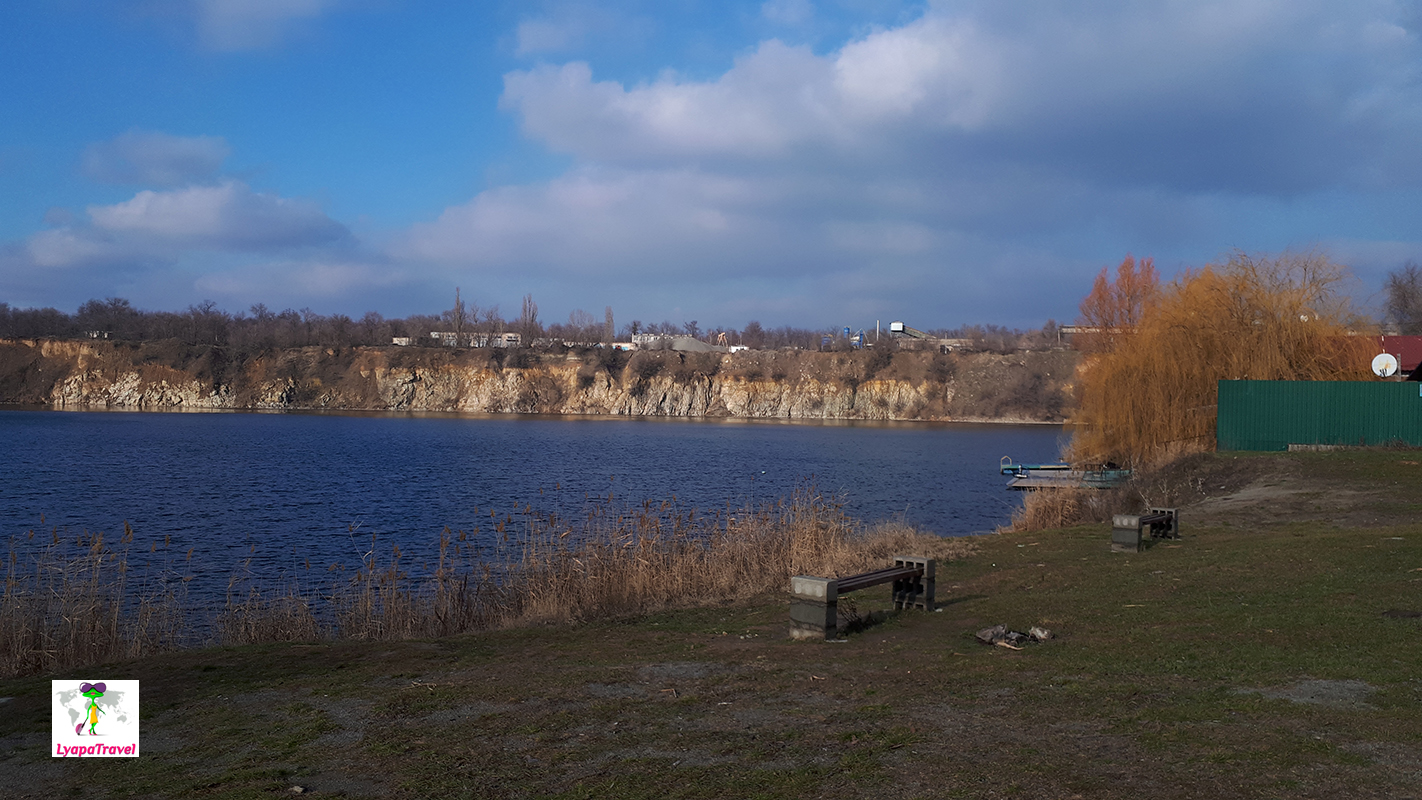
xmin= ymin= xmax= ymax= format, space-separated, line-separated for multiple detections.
xmin=1166 ymin=450 xmax=1422 ymax=528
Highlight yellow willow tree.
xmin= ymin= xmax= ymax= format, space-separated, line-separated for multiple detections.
xmin=1076 ymin=254 xmax=1160 ymax=354
xmin=1071 ymin=251 xmax=1374 ymax=465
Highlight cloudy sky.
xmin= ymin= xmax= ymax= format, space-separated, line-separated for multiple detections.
xmin=3 ymin=1 xmax=1421 ymax=330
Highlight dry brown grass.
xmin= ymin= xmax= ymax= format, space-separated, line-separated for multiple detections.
xmin=498 ymin=489 xmax=972 ymax=627
xmin=1005 ymin=488 xmax=1093 ymax=532
xmin=311 ymin=488 xmax=971 ymax=637
xmin=1003 ymin=481 xmax=1155 ymax=532
xmin=2 ymin=490 xmax=972 ymax=677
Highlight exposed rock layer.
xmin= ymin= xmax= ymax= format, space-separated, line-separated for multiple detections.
xmin=0 ymin=339 xmax=1075 ymax=422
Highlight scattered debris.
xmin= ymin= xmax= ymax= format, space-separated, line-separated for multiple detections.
xmin=288 ymin=787 xmax=306 ymax=795
xmin=975 ymin=624 xmax=1007 ymax=645
xmin=976 ymin=624 xmax=1055 ymax=647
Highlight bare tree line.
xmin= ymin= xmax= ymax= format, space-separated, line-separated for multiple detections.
xmin=34 ymin=276 xmax=1410 ymax=353
xmin=0 ymin=296 xmax=1104 ymax=354
xmin=0 ymin=297 xmax=440 ymax=350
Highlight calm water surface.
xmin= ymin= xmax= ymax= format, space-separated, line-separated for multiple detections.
xmin=1 ymin=410 xmax=1065 ymax=596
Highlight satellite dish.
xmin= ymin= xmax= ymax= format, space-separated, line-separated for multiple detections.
xmin=1373 ymin=353 xmax=1399 ymax=378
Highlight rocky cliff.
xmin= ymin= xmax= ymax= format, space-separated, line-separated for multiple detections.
xmin=0 ymin=339 xmax=1076 ymax=422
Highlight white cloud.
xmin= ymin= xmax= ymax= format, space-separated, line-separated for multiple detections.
xmin=502 ymin=41 xmax=838 ymax=162
xmin=402 ymin=167 xmax=798 ymax=276
xmin=514 ymin=4 xmax=633 ymax=57
xmin=516 ymin=17 xmax=585 ymax=56
xmin=501 ymin=2 xmax=1422 ymax=190
xmin=762 ymin=0 xmax=814 ymax=26
xmin=192 ymin=0 xmax=338 ymax=51
xmin=402 ymin=2 xmax=1422 ymax=327
xmin=26 ymin=228 xmax=128 ymax=269
xmin=82 ymin=130 xmax=230 ymax=186
xmin=3 ymin=179 xmax=377 ymax=315
xmin=12 ymin=181 xmax=349 ymax=280
xmin=88 ymin=181 xmax=348 ymax=251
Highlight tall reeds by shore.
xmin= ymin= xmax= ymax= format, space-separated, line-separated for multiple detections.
xmin=2 ymin=521 xmax=192 ymax=678
xmin=3 ymin=490 xmax=971 ymax=678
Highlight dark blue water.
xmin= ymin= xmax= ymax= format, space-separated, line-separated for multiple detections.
xmin=0 ymin=410 xmax=1065 ymax=596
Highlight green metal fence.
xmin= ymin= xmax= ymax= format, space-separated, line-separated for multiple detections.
xmin=1217 ymin=380 xmax=1422 ymax=451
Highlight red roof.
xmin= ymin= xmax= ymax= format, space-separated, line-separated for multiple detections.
xmin=1377 ymin=336 xmax=1422 ymax=372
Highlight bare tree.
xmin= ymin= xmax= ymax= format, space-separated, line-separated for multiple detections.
xmin=358 ymin=311 xmax=389 ymax=345
xmin=520 ymin=294 xmax=540 ymax=340
xmin=76 ymin=297 xmax=141 ymax=339
xmin=604 ymin=306 xmax=614 ymax=342
xmin=442 ymin=287 xmax=476 ymax=344
xmin=480 ymin=304 xmax=502 ymax=334
xmin=187 ymin=300 xmax=230 ymax=345
xmin=1384 ymin=262 xmax=1422 ymax=335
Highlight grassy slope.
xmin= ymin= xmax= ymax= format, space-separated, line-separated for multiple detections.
xmin=3 ymin=452 xmax=1421 ymax=799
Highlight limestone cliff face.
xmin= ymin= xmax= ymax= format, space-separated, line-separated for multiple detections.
xmin=0 ymin=339 xmax=1076 ymax=422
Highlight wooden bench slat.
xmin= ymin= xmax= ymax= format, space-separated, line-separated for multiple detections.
xmin=836 ymin=565 xmax=922 ymax=594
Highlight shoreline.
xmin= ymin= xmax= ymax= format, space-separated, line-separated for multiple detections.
xmin=0 ymin=402 xmax=1067 ymax=428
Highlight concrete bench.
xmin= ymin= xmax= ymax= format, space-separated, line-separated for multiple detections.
xmin=789 ymin=556 xmax=934 ymax=640
xmin=1111 ymin=507 xmax=1180 ymax=552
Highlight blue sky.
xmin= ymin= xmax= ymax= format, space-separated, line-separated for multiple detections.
xmin=3 ymin=1 xmax=1421 ymax=331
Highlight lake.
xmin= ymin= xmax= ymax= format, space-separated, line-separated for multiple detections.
xmin=0 ymin=410 xmax=1066 ymax=597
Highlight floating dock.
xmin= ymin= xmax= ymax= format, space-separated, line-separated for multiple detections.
xmin=1000 ymin=457 xmax=1131 ymax=490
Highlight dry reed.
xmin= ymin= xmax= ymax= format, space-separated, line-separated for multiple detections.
xmin=1002 ymin=483 xmax=1146 ymax=533
xmin=2 ymin=522 xmax=192 ymax=678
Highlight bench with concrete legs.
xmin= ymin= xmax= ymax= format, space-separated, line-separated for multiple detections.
xmin=1111 ymin=507 xmax=1180 ymax=552
xmin=789 ymin=556 xmax=935 ymax=640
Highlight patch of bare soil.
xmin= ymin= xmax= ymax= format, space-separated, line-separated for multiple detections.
xmin=1243 ymin=679 xmax=1376 ymax=708
xmin=1181 ymin=454 xmax=1422 ymax=529
xmin=1018 ymin=449 xmax=1422 ymax=534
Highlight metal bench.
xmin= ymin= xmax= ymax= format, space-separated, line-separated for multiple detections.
xmin=789 ymin=556 xmax=935 ymax=640
xmin=1111 ymin=507 xmax=1180 ymax=552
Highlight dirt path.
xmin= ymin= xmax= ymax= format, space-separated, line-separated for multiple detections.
xmin=1173 ymin=451 xmax=1422 ymax=529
